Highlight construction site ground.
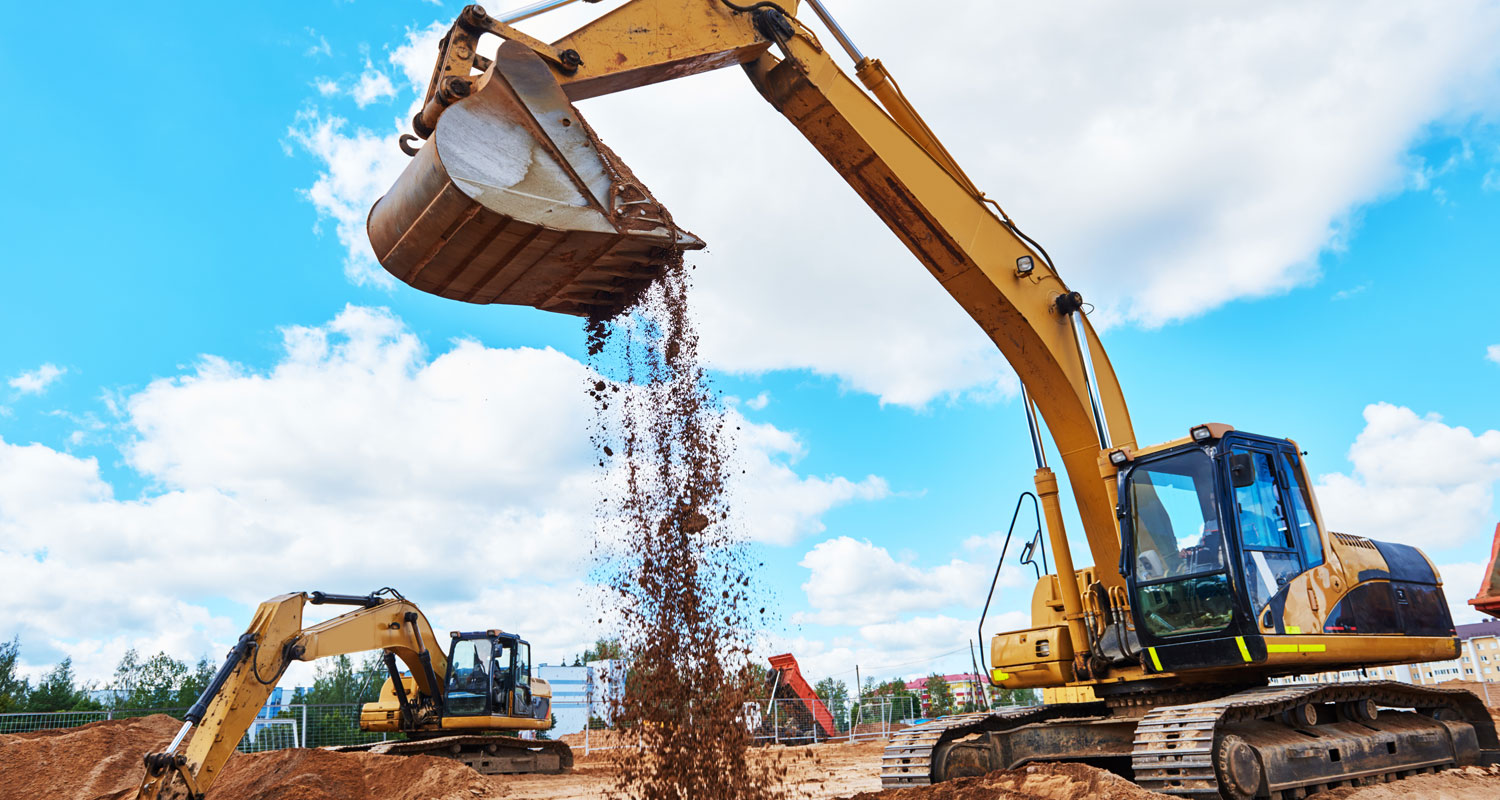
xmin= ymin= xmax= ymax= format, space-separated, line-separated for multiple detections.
xmin=6 ymin=715 xmax=1500 ymax=800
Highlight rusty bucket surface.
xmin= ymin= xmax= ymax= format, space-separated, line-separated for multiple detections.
xmin=368 ymin=41 xmax=701 ymax=318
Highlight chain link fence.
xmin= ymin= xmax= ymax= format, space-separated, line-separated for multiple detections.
xmin=0 ymin=704 xmax=387 ymax=753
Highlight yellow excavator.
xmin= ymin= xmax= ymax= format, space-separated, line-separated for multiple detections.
xmin=136 ymin=589 xmax=570 ymax=800
xmin=365 ymin=2 xmax=1498 ymax=797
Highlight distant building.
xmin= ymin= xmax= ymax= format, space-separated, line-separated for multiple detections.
xmin=535 ymin=661 xmax=625 ymax=737
xmin=904 ymin=673 xmax=985 ymax=714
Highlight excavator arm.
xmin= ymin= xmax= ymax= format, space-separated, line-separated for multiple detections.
xmin=135 ymin=590 xmax=448 ymax=800
xmin=370 ymin=0 xmax=1134 ymax=587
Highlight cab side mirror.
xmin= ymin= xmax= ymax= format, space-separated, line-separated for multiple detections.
xmin=1229 ymin=453 xmax=1255 ymax=488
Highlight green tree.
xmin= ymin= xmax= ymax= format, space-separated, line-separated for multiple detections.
xmin=0 ymin=638 xmax=29 ymax=713
xmin=24 ymin=657 xmax=100 ymax=712
xmin=814 ymin=677 xmax=850 ymax=733
xmin=923 ymin=674 xmax=955 ymax=717
xmin=113 ymin=650 xmax=190 ymax=710
xmin=175 ymin=657 xmax=217 ymax=707
xmin=304 ymin=654 xmax=385 ymax=705
xmin=577 ymin=639 xmax=625 ymax=664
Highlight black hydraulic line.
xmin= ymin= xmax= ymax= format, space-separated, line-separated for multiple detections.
xmin=383 ymin=652 xmax=418 ymax=729
xmin=185 ymin=634 xmax=257 ymax=724
xmin=977 ymin=492 xmax=1044 ymax=663
xmin=719 ymin=0 xmax=790 ymax=13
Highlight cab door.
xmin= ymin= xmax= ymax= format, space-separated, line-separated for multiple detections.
xmin=1224 ymin=439 xmax=1321 ymax=627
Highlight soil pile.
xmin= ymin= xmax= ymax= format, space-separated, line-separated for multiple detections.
xmin=586 ymin=251 xmax=794 ymax=800
xmin=840 ymin=762 xmax=1170 ymax=800
xmin=0 ymin=714 xmax=181 ymax=800
xmin=209 ymin=748 xmax=494 ymax=800
xmin=1305 ymin=765 xmax=1500 ymax=800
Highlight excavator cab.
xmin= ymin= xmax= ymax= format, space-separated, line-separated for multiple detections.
xmin=443 ymin=631 xmax=548 ymax=722
xmin=1116 ymin=428 xmax=1456 ymax=675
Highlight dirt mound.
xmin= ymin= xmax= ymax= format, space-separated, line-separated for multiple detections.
xmin=209 ymin=748 xmax=495 ymax=800
xmin=840 ymin=762 xmax=1170 ymax=800
xmin=1305 ymin=765 xmax=1500 ymax=800
xmin=0 ymin=714 xmax=181 ymax=800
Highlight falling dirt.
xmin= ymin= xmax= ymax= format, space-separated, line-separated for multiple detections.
xmin=585 ymin=249 xmax=800 ymax=800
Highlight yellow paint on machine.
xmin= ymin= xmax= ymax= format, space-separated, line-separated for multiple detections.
xmin=1267 ymin=643 xmax=1327 ymax=654
xmin=1235 ymin=636 xmax=1251 ymax=662
xmin=1148 ymin=647 xmax=1163 ymax=671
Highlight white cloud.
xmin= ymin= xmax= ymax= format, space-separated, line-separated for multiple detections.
xmin=304 ymin=29 xmax=332 ymax=59
xmin=1315 ymin=403 xmax=1500 ymax=550
xmin=1487 ymin=344 xmax=1500 ymax=365
xmin=292 ymin=3 xmax=1500 ymax=407
xmin=291 ymin=22 xmax=447 ymax=287
xmin=8 ymin=363 xmax=66 ymax=395
xmin=0 ymin=306 xmax=882 ymax=683
xmin=314 ymin=78 xmax=341 ymax=97
xmin=1484 ymin=169 xmax=1500 ymax=193
xmin=729 ymin=421 xmax=888 ymax=546
xmin=1439 ymin=561 xmax=1489 ymax=625
xmin=796 ymin=536 xmax=1025 ymax=627
xmin=745 ymin=391 xmax=770 ymax=411
xmin=351 ymin=64 xmax=397 ymax=108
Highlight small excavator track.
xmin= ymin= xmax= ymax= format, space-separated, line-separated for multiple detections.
xmin=328 ymin=735 xmax=573 ymax=775
xmin=1132 ymin=681 xmax=1498 ymax=799
xmin=880 ymin=703 xmax=1108 ymax=787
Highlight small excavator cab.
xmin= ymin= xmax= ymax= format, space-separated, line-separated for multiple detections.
xmin=442 ymin=632 xmax=543 ymax=721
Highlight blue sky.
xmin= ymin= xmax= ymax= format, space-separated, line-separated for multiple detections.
xmin=2 ymin=1 xmax=1499 ymax=690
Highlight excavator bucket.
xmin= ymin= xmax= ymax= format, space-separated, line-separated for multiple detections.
xmin=1471 ymin=522 xmax=1500 ymax=618
xmin=368 ymin=41 xmax=701 ymax=318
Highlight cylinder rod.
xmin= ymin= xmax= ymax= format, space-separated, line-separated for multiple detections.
xmin=1021 ymin=386 xmax=1048 ymax=470
xmin=1069 ymin=310 xmax=1112 ymax=450
xmin=803 ymin=0 xmax=864 ymax=63
xmin=497 ymin=0 xmax=585 ymax=24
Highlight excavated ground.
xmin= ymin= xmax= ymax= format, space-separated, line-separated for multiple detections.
xmin=7 ymin=715 xmax=1500 ymax=800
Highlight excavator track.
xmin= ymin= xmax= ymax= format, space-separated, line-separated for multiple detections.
xmin=328 ymin=735 xmax=573 ymax=775
xmin=1132 ymin=681 xmax=1498 ymax=799
xmin=880 ymin=703 xmax=1107 ymax=787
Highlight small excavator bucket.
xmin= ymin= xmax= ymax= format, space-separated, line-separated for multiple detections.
xmin=1471 ymin=522 xmax=1500 ymax=618
xmin=368 ymin=41 xmax=701 ymax=318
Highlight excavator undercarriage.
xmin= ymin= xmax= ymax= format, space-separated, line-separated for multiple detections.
xmin=885 ymin=682 xmax=1498 ymax=799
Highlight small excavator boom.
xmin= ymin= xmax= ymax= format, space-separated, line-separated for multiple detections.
xmin=136 ymin=589 xmax=565 ymax=800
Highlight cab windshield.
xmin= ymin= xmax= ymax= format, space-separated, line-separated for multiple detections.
xmin=1127 ymin=450 xmax=1235 ymax=638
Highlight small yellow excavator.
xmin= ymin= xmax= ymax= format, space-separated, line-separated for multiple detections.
xmin=365 ymin=2 xmax=1498 ymax=797
xmin=136 ymin=589 xmax=570 ymax=800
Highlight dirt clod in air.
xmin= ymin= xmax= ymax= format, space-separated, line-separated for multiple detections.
xmin=586 ymin=250 xmax=798 ymax=800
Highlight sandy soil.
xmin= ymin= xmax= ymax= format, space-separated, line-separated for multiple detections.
xmin=491 ymin=738 xmax=885 ymax=799
xmin=9 ymin=716 xmax=1500 ymax=800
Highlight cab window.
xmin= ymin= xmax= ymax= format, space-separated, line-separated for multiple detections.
xmin=445 ymin=638 xmax=489 ymax=716
xmin=1231 ymin=448 xmax=1301 ymax=614
xmin=1279 ymin=452 xmax=1324 ymax=569
xmin=1126 ymin=450 xmax=1235 ymax=639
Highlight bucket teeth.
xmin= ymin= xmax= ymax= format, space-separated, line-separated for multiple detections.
xmin=368 ymin=40 xmax=701 ymax=319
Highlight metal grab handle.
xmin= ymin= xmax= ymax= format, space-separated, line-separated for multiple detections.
xmin=977 ymin=492 xmax=1046 ymax=667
